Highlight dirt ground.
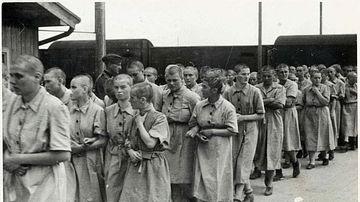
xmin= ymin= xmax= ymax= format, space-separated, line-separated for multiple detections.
xmin=248 ymin=149 xmax=358 ymax=202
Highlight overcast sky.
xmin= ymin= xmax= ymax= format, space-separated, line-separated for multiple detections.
xmin=39 ymin=0 xmax=359 ymax=48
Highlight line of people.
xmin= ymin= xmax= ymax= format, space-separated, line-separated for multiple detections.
xmin=2 ymin=54 xmax=357 ymax=202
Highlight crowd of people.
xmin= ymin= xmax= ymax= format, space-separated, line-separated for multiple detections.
xmin=2 ymin=53 xmax=357 ymax=202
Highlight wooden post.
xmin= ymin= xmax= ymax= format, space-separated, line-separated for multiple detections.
xmin=320 ymin=2 xmax=323 ymax=35
xmin=258 ymin=2 xmax=262 ymax=71
xmin=95 ymin=2 xmax=106 ymax=78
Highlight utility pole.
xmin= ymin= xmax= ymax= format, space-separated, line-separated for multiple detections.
xmin=320 ymin=2 xmax=323 ymax=35
xmin=95 ymin=2 xmax=106 ymax=78
xmin=258 ymin=2 xmax=262 ymax=72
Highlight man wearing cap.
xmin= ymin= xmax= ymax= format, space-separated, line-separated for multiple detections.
xmin=95 ymin=54 xmax=122 ymax=99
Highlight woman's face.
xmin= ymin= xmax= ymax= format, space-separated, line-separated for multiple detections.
xmin=113 ymin=79 xmax=131 ymax=101
xmin=201 ymin=81 xmax=213 ymax=99
xmin=311 ymin=73 xmax=322 ymax=86
xmin=262 ymin=70 xmax=274 ymax=86
xmin=236 ymin=68 xmax=250 ymax=84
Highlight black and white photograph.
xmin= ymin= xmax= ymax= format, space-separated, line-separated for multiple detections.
xmin=1 ymin=1 xmax=358 ymax=202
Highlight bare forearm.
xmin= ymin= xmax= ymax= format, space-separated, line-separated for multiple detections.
xmin=266 ymin=102 xmax=284 ymax=109
xmin=138 ymin=123 xmax=158 ymax=148
xmin=240 ymin=114 xmax=264 ymax=122
xmin=212 ymin=129 xmax=237 ymax=137
xmin=10 ymin=151 xmax=71 ymax=166
xmin=84 ymin=136 xmax=107 ymax=151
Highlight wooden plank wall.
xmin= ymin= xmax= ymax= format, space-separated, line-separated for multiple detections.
xmin=2 ymin=25 xmax=38 ymax=62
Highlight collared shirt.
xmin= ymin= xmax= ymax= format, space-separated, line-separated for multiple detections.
xmin=256 ymin=82 xmax=286 ymax=110
xmin=344 ymin=83 xmax=357 ymax=103
xmin=60 ymin=87 xmax=72 ymax=108
xmin=297 ymin=79 xmax=312 ymax=92
xmin=94 ymin=69 xmax=112 ymax=100
xmin=223 ymin=83 xmax=265 ymax=116
xmin=330 ymin=78 xmax=345 ymax=99
xmin=303 ymin=84 xmax=330 ymax=107
xmin=105 ymin=103 xmax=135 ymax=153
xmin=70 ymin=99 xmax=106 ymax=144
xmin=162 ymin=86 xmax=200 ymax=123
xmin=281 ymin=79 xmax=298 ymax=107
xmin=189 ymin=95 xmax=238 ymax=133
xmin=189 ymin=83 xmax=204 ymax=100
xmin=3 ymin=87 xmax=71 ymax=154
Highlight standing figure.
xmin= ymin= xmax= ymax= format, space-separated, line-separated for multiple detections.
xmin=69 ymin=75 xmax=107 ymax=202
xmin=120 ymin=82 xmax=171 ymax=202
xmin=127 ymin=60 xmax=163 ymax=111
xmin=303 ymin=70 xmax=335 ymax=169
xmin=104 ymin=74 xmax=135 ymax=202
xmin=184 ymin=66 xmax=204 ymax=99
xmin=255 ymin=65 xmax=286 ymax=196
xmin=249 ymin=72 xmax=258 ymax=86
xmin=223 ymin=64 xmax=264 ymax=202
xmin=162 ymin=65 xmax=200 ymax=201
xmin=144 ymin=67 xmax=158 ymax=84
xmin=3 ymin=55 xmax=71 ymax=202
xmin=43 ymin=67 xmax=72 ymax=108
xmin=274 ymin=64 xmax=301 ymax=181
xmin=341 ymin=72 xmax=357 ymax=150
xmin=95 ymin=54 xmax=122 ymax=99
xmin=186 ymin=69 xmax=238 ymax=202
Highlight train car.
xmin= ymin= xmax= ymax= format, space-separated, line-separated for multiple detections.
xmin=270 ymin=34 xmax=357 ymax=67
xmin=39 ymin=39 xmax=153 ymax=86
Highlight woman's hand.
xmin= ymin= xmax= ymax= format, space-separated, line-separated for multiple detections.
xmin=199 ymin=129 xmax=213 ymax=138
xmin=185 ymin=127 xmax=198 ymax=138
xmin=71 ymin=141 xmax=85 ymax=154
xmin=128 ymin=149 xmax=142 ymax=163
xmin=3 ymin=150 xmax=21 ymax=172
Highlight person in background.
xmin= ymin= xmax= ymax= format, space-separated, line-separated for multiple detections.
xmin=69 ymin=75 xmax=107 ymax=202
xmin=95 ymin=54 xmax=122 ymax=99
xmin=86 ymin=74 xmax=106 ymax=108
xmin=295 ymin=65 xmax=312 ymax=158
xmin=226 ymin=69 xmax=236 ymax=87
xmin=186 ymin=69 xmax=238 ymax=202
xmin=104 ymin=74 xmax=135 ymax=202
xmin=2 ymin=63 xmax=16 ymax=111
xmin=127 ymin=60 xmax=163 ymax=111
xmin=330 ymin=64 xmax=346 ymax=83
xmin=43 ymin=67 xmax=72 ymax=108
xmin=273 ymin=64 xmax=301 ymax=181
xmin=289 ymin=66 xmax=296 ymax=75
xmin=120 ymin=82 xmax=171 ymax=202
xmin=199 ymin=65 xmax=211 ymax=83
xmin=183 ymin=66 xmax=203 ymax=99
xmin=317 ymin=64 xmax=327 ymax=72
xmin=255 ymin=65 xmax=286 ymax=196
xmin=320 ymin=69 xmax=337 ymax=160
xmin=249 ymin=72 xmax=258 ymax=85
xmin=303 ymin=68 xmax=335 ymax=169
xmin=223 ymin=63 xmax=264 ymax=202
xmin=144 ymin=67 xmax=158 ymax=84
xmin=341 ymin=72 xmax=357 ymax=151
xmin=3 ymin=55 xmax=71 ymax=202
xmin=162 ymin=64 xmax=200 ymax=201
xmin=327 ymin=67 xmax=345 ymax=150
xmin=103 ymin=78 xmax=118 ymax=107
xmin=342 ymin=65 xmax=354 ymax=78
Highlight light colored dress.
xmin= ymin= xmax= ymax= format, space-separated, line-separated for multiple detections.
xmin=280 ymin=79 xmax=301 ymax=151
xmin=297 ymin=79 xmax=312 ymax=141
xmin=162 ymin=86 xmax=200 ymax=184
xmin=223 ymin=83 xmax=265 ymax=185
xmin=190 ymin=83 xmax=204 ymax=100
xmin=303 ymin=84 xmax=335 ymax=151
xmin=189 ymin=95 xmax=238 ymax=202
xmin=341 ymin=83 xmax=357 ymax=141
xmin=255 ymin=82 xmax=286 ymax=171
xmin=324 ymin=80 xmax=338 ymax=147
xmin=69 ymin=100 xmax=106 ymax=202
xmin=119 ymin=107 xmax=171 ymax=202
xmin=330 ymin=78 xmax=345 ymax=139
xmin=104 ymin=103 xmax=135 ymax=202
xmin=3 ymin=87 xmax=71 ymax=202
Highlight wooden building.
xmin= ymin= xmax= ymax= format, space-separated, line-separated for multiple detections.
xmin=2 ymin=2 xmax=81 ymax=68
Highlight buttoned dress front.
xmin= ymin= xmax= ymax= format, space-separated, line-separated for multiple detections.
xmin=119 ymin=108 xmax=171 ymax=202
xmin=162 ymin=86 xmax=200 ymax=184
xmin=255 ymin=82 xmax=286 ymax=171
xmin=223 ymin=83 xmax=265 ymax=185
xmin=297 ymin=79 xmax=312 ymax=141
xmin=104 ymin=103 xmax=135 ymax=202
xmin=3 ymin=87 xmax=71 ymax=202
xmin=189 ymin=96 xmax=238 ymax=202
xmin=303 ymin=84 xmax=335 ymax=151
xmin=69 ymin=100 xmax=106 ymax=202
xmin=341 ymin=83 xmax=357 ymax=140
xmin=280 ymin=79 xmax=301 ymax=151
